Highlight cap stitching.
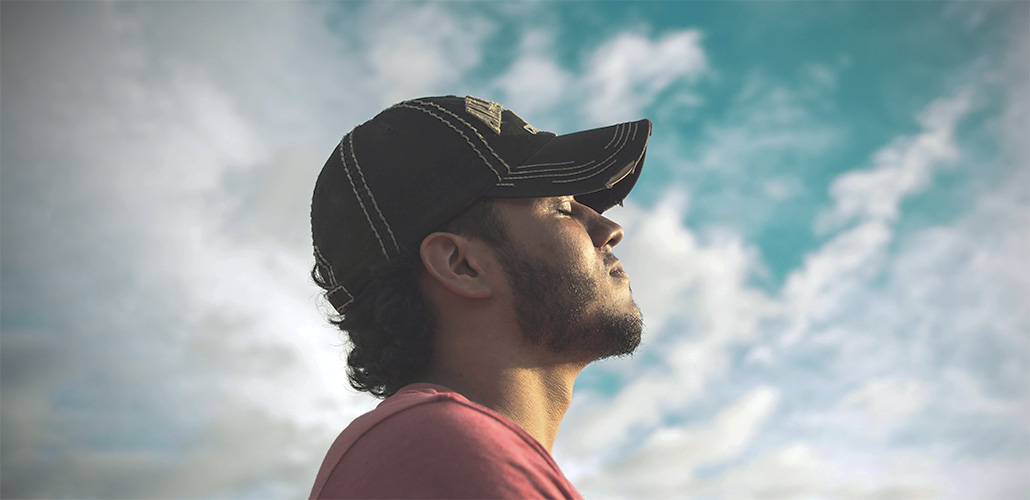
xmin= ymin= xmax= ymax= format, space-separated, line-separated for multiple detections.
xmin=327 ymin=284 xmax=354 ymax=313
xmin=500 ymin=124 xmax=632 ymax=181
xmin=340 ymin=135 xmax=389 ymax=258
xmin=604 ymin=123 xmax=626 ymax=150
xmin=413 ymin=100 xmax=509 ymax=171
xmin=507 ymin=159 xmax=599 ymax=176
xmin=514 ymin=160 xmax=576 ymax=170
xmin=347 ymin=134 xmax=401 ymax=255
xmin=553 ymin=124 xmax=639 ymax=185
xmin=510 ymin=122 xmax=628 ymax=174
xmin=409 ymin=100 xmax=511 ymax=177
xmin=313 ymin=244 xmax=338 ymax=285
xmin=392 ymin=103 xmax=505 ymax=182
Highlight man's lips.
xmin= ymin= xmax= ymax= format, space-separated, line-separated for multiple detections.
xmin=609 ymin=261 xmax=629 ymax=279
xmin=601 ymin=253 xmax=626 ymax=276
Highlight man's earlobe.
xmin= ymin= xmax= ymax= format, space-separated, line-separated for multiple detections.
xmin=420 ymin=232 xmax=493 ymax=299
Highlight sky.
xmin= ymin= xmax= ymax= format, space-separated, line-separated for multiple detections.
xmin=1 ymin=1 xmax=1027 ymax=498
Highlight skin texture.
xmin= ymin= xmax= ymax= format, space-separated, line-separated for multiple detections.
xmin=417 ymin=196 xmax=641 ymax=452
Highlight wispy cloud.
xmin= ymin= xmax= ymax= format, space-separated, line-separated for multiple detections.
xmin=784 ymin=90 xmax=973 ymax=345
xmin=559 ymin=72 xmax=1027 ymax=499
xmin=578 ymin=386 xmax=781 ymax=498
xmin=815 ymin=91 xmax=972 ymax=233
xmin=357 ymin=3 xmax=495 ymax=104
xmin=2 ymin=2 xmax=1026 ymax=499
xmin=582 ymin=31 xmax=707 ymax=126
xmin=493 ymin=29 xmax=574 ymax=119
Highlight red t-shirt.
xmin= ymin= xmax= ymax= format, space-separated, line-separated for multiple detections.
xmin=309 ymin=383 xmax=584 ymax=499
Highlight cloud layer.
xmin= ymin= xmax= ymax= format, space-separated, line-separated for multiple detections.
xmin=2 ymin=2 xmax=1026 ymax=499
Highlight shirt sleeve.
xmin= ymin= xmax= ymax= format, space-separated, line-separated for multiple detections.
xmin=315 ymin=398 xmax=580 ymax=500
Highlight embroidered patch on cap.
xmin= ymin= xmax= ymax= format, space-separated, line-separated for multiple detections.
xmin=465 ymin=96 xmax=503 ymax=135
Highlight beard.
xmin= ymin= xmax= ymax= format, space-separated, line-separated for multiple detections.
xmin=495 ymin=245 xmax=643 ymax=360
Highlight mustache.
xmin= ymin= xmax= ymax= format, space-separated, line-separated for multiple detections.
xmin=603 ymin=252 xmax=619 ymax=268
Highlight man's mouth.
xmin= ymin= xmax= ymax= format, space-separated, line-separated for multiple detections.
xmin=604 ymin=252 xmax=628 ymax=279
xmin=609 ymin=261 xmax=629 ymax=279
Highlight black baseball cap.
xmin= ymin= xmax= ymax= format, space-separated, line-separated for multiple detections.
xmin=311 ymin=95 xmax=651 ymax=313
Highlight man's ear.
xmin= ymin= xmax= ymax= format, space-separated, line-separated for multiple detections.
xmin=420 ymin=232 xmax=493 ymax=299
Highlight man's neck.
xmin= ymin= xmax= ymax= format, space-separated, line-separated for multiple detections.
xmin=493 ymin=364 xmax=582 ymax=453
xmin=421 ymin=351 xmax=586 ymax=454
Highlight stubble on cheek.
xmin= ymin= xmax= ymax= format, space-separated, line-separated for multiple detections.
xmin=500 ymin=247 xmax=643 ymax=359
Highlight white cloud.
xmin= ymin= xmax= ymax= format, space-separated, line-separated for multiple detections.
xmin=576 ymin=386 xmax=781 ymax=498
xmin=686 ymin=443 xmax=945 ymax=500
xmin=582 ymin=31 xmax=707 ymax=125
xmin=0 ymin=3 xmax=381 ymax=497
xmin=559 ymin=192 xmax=777 ymax=461
xmin=816 ymin=91 xmax=972 ymax=232
xmin=763 ymin=177 xmax=804 ymax=200
xmin=359 ymin=3 xmax=495 ymax=104
xmin=492 ymin=29 xmax=573 ymax=118
xmin=784 ymin=90 xmax=975 ymax=345
xmin=493 ymin=27 xmax=708 ymax=131
xmin=495 ymin=55 xmax=572 ymax=115
xmin=561 ymin=73 xmax=1027 ymax=497
xmin=780 ymin=219 xmax=892 ymax=345
xmin=495 ymin=45 xmax=573 ymax=120
xmin=657 ymin=71 xmax=843 ymax=238
xmin=4 ymin=3 xmax=1028 ymax=499
xmin=833 ymin=378 xmax=932 ymax=441
xmin=805 ymin=62 xmax=839 ymax=90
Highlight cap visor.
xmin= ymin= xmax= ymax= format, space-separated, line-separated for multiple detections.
xmin=487 ymin=118 xmax=652 ymax=212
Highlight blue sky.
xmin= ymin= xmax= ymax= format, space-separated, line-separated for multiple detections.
xmin=1 ymin=1 xmax=1027 ymax=498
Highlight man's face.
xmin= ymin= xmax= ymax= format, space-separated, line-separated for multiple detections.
xmin=490 ymin=196 xmax=642 ymax=361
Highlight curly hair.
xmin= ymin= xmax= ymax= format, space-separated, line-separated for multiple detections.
xmin=312 ymin=199 xmax=508 ymax=398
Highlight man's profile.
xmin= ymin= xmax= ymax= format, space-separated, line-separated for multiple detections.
xmin=308 ymin=95 xmax=651 ymax=499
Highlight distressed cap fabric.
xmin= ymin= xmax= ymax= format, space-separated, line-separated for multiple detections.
xmin=311 ymin=95 xmax=651 ymax=314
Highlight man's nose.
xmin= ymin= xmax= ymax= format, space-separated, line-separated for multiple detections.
xmin=590 ymin=213 xmax=624 ymax=250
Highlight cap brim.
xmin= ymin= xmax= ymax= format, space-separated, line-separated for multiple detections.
xmin=486 ymin=118 xmax=652 ymax=213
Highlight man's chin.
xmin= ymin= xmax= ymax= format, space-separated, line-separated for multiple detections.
xmin=592 ymin=309 xmax=644 ymax=360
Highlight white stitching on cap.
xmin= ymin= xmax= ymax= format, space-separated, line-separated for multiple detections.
xmin=392 ymin=103 xmax=505 ymax=181
xmin=508 ymin=159 xmax=598 ymax=176
xmin=327 ymin=284 xmax=354 ymax=313
xmin=410 ymin=100 xmax=511 ymax=175
xmin=347 ymin=135 xmax=401 ymax=255
xmin=604 ymin=123 xmax=626 ymax=150
xmin=553 ymin=123 xmax=639 ymax=184
xmin=496 ymin=122 xmax=630 ymax=180
xmin=513 ymin=160 xmax=576 ymax=170
xmin=501 ymin=124 xmax=632 ymax=181
xmin=510 ymin=122 xmax=627 ymax=174
xmin=313 ymin=244 xmax=337 ymax=285
xmin=340 ymin=135 xmax=389 ymax=257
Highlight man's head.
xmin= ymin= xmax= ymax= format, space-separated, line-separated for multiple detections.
xmin=311 ymin=96 xmax=650 ymax=397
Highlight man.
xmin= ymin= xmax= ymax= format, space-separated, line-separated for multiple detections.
xmin=309 ymin=95 xmax=651 ymax=499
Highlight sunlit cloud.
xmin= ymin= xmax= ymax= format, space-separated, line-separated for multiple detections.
xmin=2 ymin=2 xmax=1026 ymax=499
xmin=582 ymin=31 xmax=707 ymax=126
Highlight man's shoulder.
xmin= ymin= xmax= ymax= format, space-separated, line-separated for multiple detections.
xmin=310 ymin=383 xmax=578 ymax=499
xmin=348 ymin=383 xmax=536 ymax=454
